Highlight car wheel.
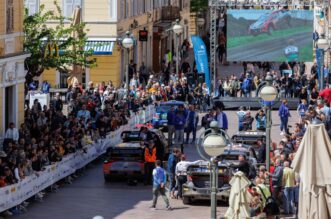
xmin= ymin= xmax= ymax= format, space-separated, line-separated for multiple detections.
xmin=104 ymin=174 xmax=111 ymax=182
xmin=268 ymin=26 xmax=274 ymax=35
xmin=183 ymin=197 xmax=192 ymax=205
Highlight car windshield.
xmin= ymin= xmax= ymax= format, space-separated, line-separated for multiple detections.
xmin=219 ymin=154 xmax=240 ymax=161
xmin=157 ymin=104 xmax=184 ymax=112
xmin=257 ymin=13 xmax=271 ymax=22
xmin=109 ymin=148 xmax=143 ymax=161
xmin=121 ymin=132 xmax=141 ymax=142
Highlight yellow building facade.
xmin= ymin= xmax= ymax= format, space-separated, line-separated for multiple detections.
xmin=0 ymin=0 xmax=30 ymax=137
xmin=36 ymin=0 xmax=189 ymax=88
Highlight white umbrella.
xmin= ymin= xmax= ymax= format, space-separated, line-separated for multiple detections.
xmin=292 ymin=123 xmax=331 ymax=219
xmin=225 ymin=171 xmax=251 ymax=219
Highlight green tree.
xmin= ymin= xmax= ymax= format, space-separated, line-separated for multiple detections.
xmin=190 ymin=0 xmax=208 ymax=13
xmin=24 ymin=1 xmax=96 ymax=86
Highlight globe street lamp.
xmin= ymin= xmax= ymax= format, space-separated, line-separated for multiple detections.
xmin=196 ymin=121 xmax=230 ymax=219
xmin=122 ymin=31 xmax=134 ymax=95
xmin=172 ymin=19 xmax=183 ymax=76
xmin=258 ymin=75 xmax=278 ymax=174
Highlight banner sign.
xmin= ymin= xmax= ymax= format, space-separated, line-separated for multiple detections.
xmin=191 ymin=35 xmax=211 ymax=94
xmin=316 ymin=48 xmax=324 ymax=78
xmin=0 ymin=106 xmax=155 ymax=212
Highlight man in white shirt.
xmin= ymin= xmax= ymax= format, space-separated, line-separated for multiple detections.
xmin=175 ymin=155 xmax=202 ymax=198
xmin=5 ymin=122 xmax=19 ymax=142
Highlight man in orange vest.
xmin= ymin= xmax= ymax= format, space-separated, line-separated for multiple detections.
xmin=144 ymin=140 xmax=157 ymax=185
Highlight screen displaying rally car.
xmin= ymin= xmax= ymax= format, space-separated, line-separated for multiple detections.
xmin=227 ymin=9 xmax=313 ymax=62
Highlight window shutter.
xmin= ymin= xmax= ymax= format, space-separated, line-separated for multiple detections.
xmin=120 ymin=0 xmax=125 ymax=19
xmin=64 ymin=0 xmax=73 ymax=17
xmin=6 ymin=0 xmax=14 ymax=33
xmin=125 ymin=0 xmax=129 ymax=18
xmin=73 ymin=0 xmax=81 ymax=7
xmin=109 ymin=0 xmax=113 ymax=18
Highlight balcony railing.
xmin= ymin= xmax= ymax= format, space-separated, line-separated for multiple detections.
xmin=161 ymin=6 xmax=180 ymax=21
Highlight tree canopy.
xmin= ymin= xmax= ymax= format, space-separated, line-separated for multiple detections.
xmin=190 ymin=0 xmax=208 ymax=13
xmin=24 ymin=1 xmax=96 ymax=85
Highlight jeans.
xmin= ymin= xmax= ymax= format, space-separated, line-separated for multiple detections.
xmin=185 ymin=126 xmax=197 ymax=143
xmin=168 ymin=125 xmax=175 ymax=147
xmin=280 ymin=117 xmax=288 ymax=132
xmin=144 ymin=162 xmax=155 ymax=185
xmin=283 ymin=187 xmax=295 ymax=214
xmin=152 ymin=186 xmax=170 ymax=208
xmin=177 ymin=175 xmax=187 ymax=198
xmin=168 ymin=173 xmax=176 ymax=192
xmin=175 ymin=129 xmax=184 ymax=152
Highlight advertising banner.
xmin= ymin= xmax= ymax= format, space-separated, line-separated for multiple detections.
xmin=191 ymin=35 xmax=211 ymax=93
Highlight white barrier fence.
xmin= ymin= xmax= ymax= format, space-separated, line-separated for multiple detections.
xmin=0 ymin=105 xmax=155 ymax=212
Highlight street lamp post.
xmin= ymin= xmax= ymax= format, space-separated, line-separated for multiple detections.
xmin=172 ymin=19 xmax=183 ymax=76
xmin=196 ymin=121 xmax=229 ymax=219
xmin=258 ymin=75 xmax=278 ymax=173
xmin=122 ymin=31 xmax=134 ymax=95
xmin=196 ymin=17 xmax=205 ymax=36
xmin=317 ymin=38 xmax=329 ymax=90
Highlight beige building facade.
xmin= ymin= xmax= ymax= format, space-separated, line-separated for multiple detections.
xmin=0 ymin=0 xmax=30 ymax=138
xmin=34 ymin=0 xmax=190 ymax=88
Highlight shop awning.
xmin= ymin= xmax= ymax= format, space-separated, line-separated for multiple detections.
xmin=84 ymin=41 xmax=115 ymax=55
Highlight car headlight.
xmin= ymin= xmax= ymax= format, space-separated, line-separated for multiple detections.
xmin=187 ymin=182 xmax=194 ymax=189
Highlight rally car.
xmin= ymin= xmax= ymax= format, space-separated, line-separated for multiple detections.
xmin=152 ymin=100 xmax=185 ymax=130
xmin=103 ymin=129 xmax=168 ymax=182
xmin=232 ymin=131 xmax=266 ymax=151
xmin=219 ymin=144 xmax=258 ymax=180
xmin=182 ymin=161 xmax=232 ymax=205
xmin=248 ymin=9 xmax=291 ymax=35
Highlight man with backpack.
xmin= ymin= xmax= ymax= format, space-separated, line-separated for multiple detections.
xmin=150 ymin=160 xmax=172 ymax=210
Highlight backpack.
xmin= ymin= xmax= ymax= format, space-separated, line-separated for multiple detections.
xmin=257 ymin=186 xmax=280 ymax=216
xmin=242 ymin=79 xmax=251 ymax=90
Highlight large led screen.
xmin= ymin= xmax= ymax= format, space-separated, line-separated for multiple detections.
xmin=227 ymin=10 xmax=313 ymax=62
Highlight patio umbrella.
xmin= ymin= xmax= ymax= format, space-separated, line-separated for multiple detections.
xmin=224 ymin=171 xmax=251 ymax=219
xmin=292 ymin=123 xmax=331 ymax=219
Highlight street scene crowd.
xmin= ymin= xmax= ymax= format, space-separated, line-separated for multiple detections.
xmin=0 ymin=37 xmax=330 ymax=218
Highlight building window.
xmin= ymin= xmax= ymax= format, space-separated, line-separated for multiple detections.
xmin=63 ymin=0 xmax=81 ymax=17
xmin=125 ymin=0 xmax=129 ymax=18
xmin=109 ymin=0 xmax=116 ymax=20
xmin=133 ymin=0 xmax=138 ymax=16
xmin=6 ymin=0 xmax=14 ymax=34
xmin=25 ymin=0 xmax=39 ymax=16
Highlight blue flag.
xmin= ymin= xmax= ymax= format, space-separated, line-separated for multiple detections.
xmin=191 ymin=35 xmax=211 ymax=94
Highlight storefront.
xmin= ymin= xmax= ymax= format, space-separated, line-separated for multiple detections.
xmin=0 ymin=53 xmax=30 ymax=136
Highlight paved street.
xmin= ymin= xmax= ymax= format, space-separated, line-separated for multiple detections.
xmin=13 ymin=110 xmax=299 ymax=219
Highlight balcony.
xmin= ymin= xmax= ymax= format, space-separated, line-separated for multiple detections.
xmin=161 ymin=6 xmax=180 ymax=21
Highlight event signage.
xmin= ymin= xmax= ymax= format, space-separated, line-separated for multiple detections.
xmin=139 ymin=30 xmax=148 ymax=42
xmin=191 ymin=35 xmax=211 ymax=94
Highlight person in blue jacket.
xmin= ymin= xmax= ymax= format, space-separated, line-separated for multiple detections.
xmin=255 ymin=109 xmax=266 ymax=131
xmin=150 ymin=160 xmax=171 ymax=210
xmin=174 ymin=105 xmax=187 ymax=153
xmin=278 ymin=99 xmax=291 ymax=135
xmin=215 ymin=107 xmax=228 ymax=131
xmin=167 ymin=148 xmax=180 ymax=199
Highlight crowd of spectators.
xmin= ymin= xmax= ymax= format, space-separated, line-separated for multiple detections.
xmin=216 ymin=61 xmax=328 ymax=100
